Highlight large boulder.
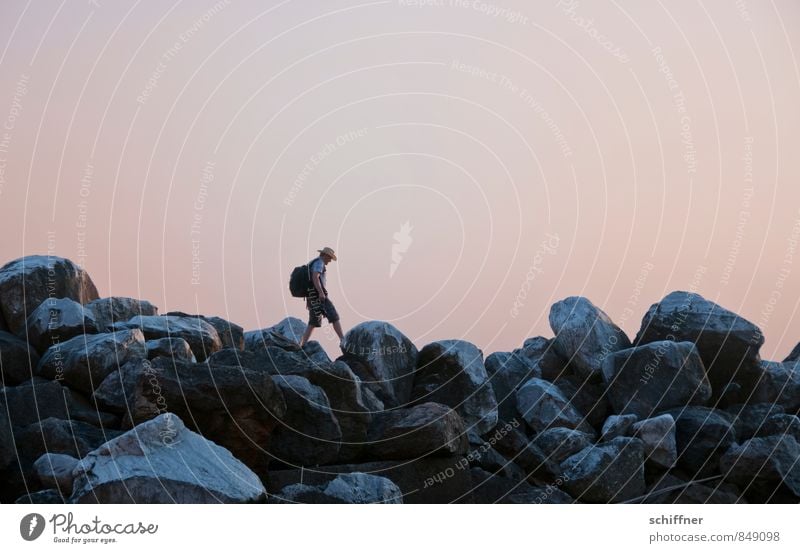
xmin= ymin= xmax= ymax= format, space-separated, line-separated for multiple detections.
xmin=268 ymin=375 xmax=341 ymax=466
xmin=20 ymin=298 xmax=99 ymax=353
xmin=93 ymin=357 xmax=286 ymax=473
xmin=750 ymin=361 xmax=800 ymax=413
xmin=600 ymin=414 xmax=638 ymax=441
xmin=531 ymin=427 xmax=593 ymax=464
xmin=366 ymin=402 xmax=468 ymax=460
xmin=32 ymin=453 xmax=79 ymax=496
xmin=112 ymin=315 xmax=221 ymax=362
xmin=0 ymin=256 xmax=99 ymax=335
xmin=85 ymin=297 xmax=158 ymax=332
xmin=37 ymin=329 xmax=146 ymax=394
xmin=635 ymin=291 xmax=764 ymax=396
xmin=164 ymin=312 xmax=244 ymax=350
xmin=754 ymin=414 xmax=800 ymax=442
xmin=726 ymin=403 xmax=786 ymax=441
xmin=601 ymin=341 xmax=711 ymax=418
xmin=70 ymin=414 xmax=267 ymax=503
xmin=145 ymin=337 xmax=196 ymax=363
xmin=720 ymin=435 xmax=800 ymax=501
xmin=412 ymin=340 xmax=498 ymax=435
xmin=561 ymin=437 xmax=646 ymax=503
xmin=665 ymin=406 xmax=737 ymax=477
xmin=484 ymin=351 xmax=540 ymax=422
xmin=244 ymin=317 xmax=307 ymax=352
xmin=271 ymin=472 xmax=403 ymax=504
xmin=3 ymin=377 xmax=118 ymax=428
xmin=549 ymin=296 xmax=631 ymax=381
xmin=341 ymin=321 xmax=418 ymax=409
xmin=515 ymin=378 xmax=593 ymax=435
xmin=489 ymin=423 xmax=561 ymax=482
xmin=0 ymin=330 xmax=39 ymax=385
xmin=631 ymin=414 xmax=677 ymax=469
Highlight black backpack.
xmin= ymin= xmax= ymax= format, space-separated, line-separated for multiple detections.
xmin=289 ymin=259 xmax=314 ymax=298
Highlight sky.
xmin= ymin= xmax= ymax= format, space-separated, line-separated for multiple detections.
xmin=0 ymin=0 xmax=798 ymax=362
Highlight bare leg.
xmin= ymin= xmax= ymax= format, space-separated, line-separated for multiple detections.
xmin=332 ymin=320 xmax=345 ymax=343
xmin=299 ymin=324 xmax=314 ymax=347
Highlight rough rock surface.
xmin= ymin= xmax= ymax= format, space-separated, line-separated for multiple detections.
xmin=112 ymin=315 xmax=221 ymax=362
xmin=0 ymin=330 xmax=39 ymax=385
xmin=271 ymin=472 xmax=403 ymax=504
xmin=561 ymin=437 xmax=646 ymax=503
xmin=485 ymin=351 xmax=540 ymax=421
xmin=515 ymin=378 xmax=592 ymax=435
xmin=85 ymin=297 xmax=159 ymax=332
xmin=631 ymin=414 xmax=677 ymax=469
xmin=20 ymin=298 xmax=99 ymax=353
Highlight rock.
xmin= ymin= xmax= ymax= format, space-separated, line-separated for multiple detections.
xmin=15 ymin=489 xmax=67 ymax=504
xmin=32 ymin=453 xmax=79 ymax=495
xmin=484 ymin=351 xmax=540 ymax=422
xmin=601 ymin=414 xmax=638 ymax=441
xmin=515 ymin=378 xmax=592 ymax=435
xmin=145 ymin=337 xmax=196 ymax=363
xmin=110 ymin=357 xmax=286 ymax=472
xmin=366 ymin=402 xmax=468 ymax=460
xmin=531 ymin=427 xmax=593 ymax=465
xmin=490 ymin=423 xmax=561 ymax=482
xmin=784 ymin=343 xmax=800 ymax=363
xmin=91 ymin=358 xmax=151 ymax=415
xmin=553 ymin=375 xmax=610 ymax=429
xmin=20 ymin=298 xmax=99 ymax=354
xmin=244 ymin=329 xmax=301 ymax=353
xmin=85 ymin=297 xmax=158 ymax=332
xmin=753 ymin=414 xmax=800 ymax=442
xmin=412 ymin=340 xmax=498 ymax=435
xmin=266 ymin=456 xmax=474 ymax=503
xmin=164 ymin=312 xmax=244 ymax=350
xmin=70 ymin=413 xmax=267 ymax=503
xmin=270 ymin=316 xmax=308 ymax=342
xmin=0 ymin=330 xmax=39 ymax=385
xmin=300 ymin=340 xmax=332 ymax=366
xmin=514 ymin=336 xmax=551 ymax=365
xmin=720 ymin=435 xmax=800 ymax=501
xmin=635 ymin=291 xmax=764 ymax=396
xmin=0 ymin=403 xmax=13 ymax=469
xmin=725 ymin=403 xmax=785 ymax=441
xmin=272 ymin=472 xmax=403 ymax=504
xmin=341 ymin=321 xmax=418 ymax=409
xmin=750 ymin=360 xmax=800 ymax=413
xmin=549 ymin=296 xmax=631 ymax=381
xmin=631 ymin=414 xmax=677 ymax=469
xmin=538 ymin=347 xmax=569 ymax=381
xmin=665 ymin=406 xmax=737 ymax=477
xmin=112 ymin=315 xmax=221 ymax=362
xmin=269 ymin=375 xmax=341 ymax=466
xmin=466 ymin=444 xmax=527 ymax=482
xmin=37 ymin=329 xmax=146 ymax=394
xmin=0 ymin=256 xmax=99 ymax=335
xmin=3 ymin=377 xmax=118 ymax=428
xmin=639 ymin=473 xmax=743 ymax=504
xmin=561 ymin=437 xmax=646 ymax=503
xmin=602 ymin=341 xmax=711 ymax=418
xmin=469 ymin=467 xmax=529 ymax=503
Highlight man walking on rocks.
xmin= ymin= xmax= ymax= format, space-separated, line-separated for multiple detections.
xmin=299 ymin=247 xmax=345 ymax=348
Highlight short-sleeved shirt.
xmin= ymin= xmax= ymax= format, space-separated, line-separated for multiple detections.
xmin=309 ymin=256 xmax=326 ymax=290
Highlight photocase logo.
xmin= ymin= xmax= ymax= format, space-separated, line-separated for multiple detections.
xmin=390 ymin=220 xmax=413 ymax=278
xmin=20 ymin=513 xmax=45 ymax=541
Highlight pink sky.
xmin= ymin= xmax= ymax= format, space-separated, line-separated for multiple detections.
xmin=1 ymin=0 xmax=799 ymax=361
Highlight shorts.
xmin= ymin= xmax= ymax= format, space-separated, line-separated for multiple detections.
xmin=306 ymin=290 xmax=340 ymax=328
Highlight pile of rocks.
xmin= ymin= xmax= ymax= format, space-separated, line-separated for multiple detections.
xmin=1 ymin=256 xmax=798 ymax=503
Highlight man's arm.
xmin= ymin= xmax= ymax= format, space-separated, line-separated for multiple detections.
xmin=311 ymin=271 xmax=326 ymax=299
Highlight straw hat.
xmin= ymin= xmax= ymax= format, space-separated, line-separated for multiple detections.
xmin=317 ymin=247 xmax=337 ymax=261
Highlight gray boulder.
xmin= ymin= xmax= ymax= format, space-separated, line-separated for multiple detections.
xmin=602 ymin=341 xmax=711 ymax=418
xmin=112 ymin=315 xmax=221 ymax=362
xmin=485 ymin=351 xmax=540 ymax=421
xmin=561 ymin=437 xmax=646 ymax=503
xmin=85 ymin=297 xmax=158 ymax=332
xmin=549 ymin=296 xmax=631 ymax=380
xmin=37 ymin=329 xmax=146 ymax=394
xmin=753 ymin=414 xmax=800 ymax=442
xmin=635 ymin=291 xmax=764 ymax=395
xmin=32 ymin=453 xmax=79 ymax=495
xmin=412 ymin=340 xmax=498 ymax=435
xmin=367 ymin=402 xmax=468 ymax=460
xmin=720 ymin=435 xmax=800 ymax=501
xmin=145 ymin=337 xmax=196 ymax=363
xmin=342 ymin=321 xmax=418 ymax=408
xmin=3 ymin=377 xmax=118 ymax=428
xmin=665 ymin=406 xmax=737 ymax=477
xmin=631 ymin=414 xmax=677 ymax=469
xmin=600 ymin=414 xmax=638 ymax=441
xmin=725 ymin=403 xmax=785 ymax=441
xmin=19 ymin=298 xmax=99 ymax=353
xmin=0 ymin=256 xmax=99 ymax=335
xmin=785 ymin=343 xmax=800 ymax=364
xmin=515 ymin=378 xmax=593 ymax=435
xmin=0 ymin=330 xmax=39 ymax=385
xmin=269 ymin=375 xmax=341 ymax=466
xmin=490 ymin=424 xmax=561 ymax=482
xmin=164 ymin=312 xmax=243 ymax=350
xmin=750 ymin=360 xmax=800 ymax=413
xmin=70 ymin=413 xmax=266 ymax=503
xmin=244 ymin=317 xmax=307 ymax=352
xmin=272 ymin=472 xmax=402 ymax=504
xmin=531 ymin=427 xmax=593 ymax=464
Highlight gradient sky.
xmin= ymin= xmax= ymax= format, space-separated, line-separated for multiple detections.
xmin=0 ymin=0 xmax=798 ymax=362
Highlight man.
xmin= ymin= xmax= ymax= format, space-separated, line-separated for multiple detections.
xmin=299 ymin=246 xmax=345 ymax=348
